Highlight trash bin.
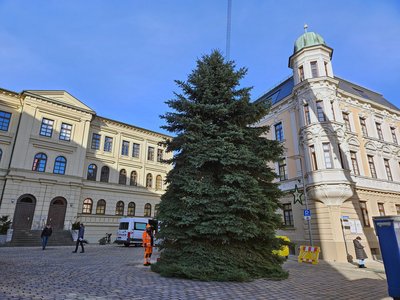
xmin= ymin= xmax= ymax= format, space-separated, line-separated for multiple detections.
xmin=373 ymin=216 xmax=400 ymax=300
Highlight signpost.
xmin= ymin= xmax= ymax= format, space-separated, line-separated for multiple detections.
xmin=304 ymin=209 xmax=311 ymax=220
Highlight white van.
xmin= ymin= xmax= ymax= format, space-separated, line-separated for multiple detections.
xmin=115 ymin=217 xmax=158 ymax=247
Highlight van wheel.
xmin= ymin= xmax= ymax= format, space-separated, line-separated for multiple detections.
xmin=124 ymin=243 xmax=130 ymax=247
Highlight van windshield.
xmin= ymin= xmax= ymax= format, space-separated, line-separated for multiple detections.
xmin=119 ymin=222 xmax=129 ymax=230
xmin=135 ymin=222 xmax=147 ymax=231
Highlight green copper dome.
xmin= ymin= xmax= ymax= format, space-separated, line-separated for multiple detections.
xmin=294 ymin=32 xmax=326 ymax=53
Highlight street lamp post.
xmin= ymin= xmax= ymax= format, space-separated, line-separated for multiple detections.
xmin=289 ymin=155 xmax=313 ymax=246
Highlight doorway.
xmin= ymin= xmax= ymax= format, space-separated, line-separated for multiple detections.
xmin=47 ymin=197 xmax=67 ymax=230
xmin=13 ymin=195 xmax=36 ymax=230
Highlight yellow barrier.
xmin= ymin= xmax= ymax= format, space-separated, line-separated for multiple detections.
xmin=298 ymin=245 xmax=320 ymax=265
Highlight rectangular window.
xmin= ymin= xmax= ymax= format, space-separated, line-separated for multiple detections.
xmin=390 ymin=127 xmax=398 ymax=144
xmin=298 ymin=65 xmax=304 ymax=82
xmin=384 ymin=159 xmax=393 ymax=181
xmin=396 ymin=204 xmax=400 ymax=215
xmin=322 ymin=143 xmax=333 ymax=169
xmin=310 ymin=61 xmax=319 ymax=78
xmin=324 ymin=61 xmax=329 ymax=76
xmin=39 ymin=118 xmax=54 ymax=137
xmin=310 ymin=145 xmax=318 ymax=171
xmin=278 ymin=159 xmax=287 ymax=181
xmin=147 ymin=146 xmax=154 ymax=161
xmin=359 ymin=118 xmax=368 ymax=136
xmin=283 ymin=203 xmax=294 ymax=227
xmin=342 ymin=112 xmax=351 ymax=131
xmin=350 ymin=151 xmax=360 ymax=175
xmin=104 ymin=136 xmax=113 ymax=152
xmin=376 ymin=122 xmax=384 ymax=140
xmin=157 ymin=149 xmax=163 ymax=162
xmin=91 ymin=133 xmax=101 ymax=150
xmin=59 ymin=123 xmax=72 ymax=141
xmin=367 ymin=155 xmax=377 ymax=178
xmin=304 ymin=104 xmax=311 ymax=125
xmin=274 ymin=122 xmax=284 ymax=141
xmin=316 ymin=101 xmax=326 ymax=122
xmin=121 ymin=140 xmax=129 ymax=156
xmin=132 ymin=143 xmax=140 ymax=158
xmin=360 ymin=201 xmax=370 ymax=227
xmin=378 ymin=203 xmax=385 ymax=216
xmin=0 ymin=111 xmax=12 ymax=131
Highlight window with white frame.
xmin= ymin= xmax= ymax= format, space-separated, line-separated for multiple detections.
xmin=376 ymin=122 xmax=384 ymax=141
xmin=322 ymin=143 xmax=333 ymax=169
xmin=350 ymin=151 xmax=360 ymax=175
xmin=359 ymin=118 xmax=368 ymax=136
xmin=59 ymin=123 xmax=72 ymax=141
xmin=390 ymin=127 xmax=398 ymax=144
xmin=342 ymin=112 xmax=351 ymax=131
xmin=310 ymin=61 xmax=319 ymax=78
xmin=40 ymin=118 xmax=54 ymax=137
xmin=316 ymin=101 xmax=326 ymax=122
xmin=367 ymin=155 xmax=377 ymax=178
xmin=384 ymin=159 xmax=393 ymax=181
xmin=274 ymin=122 xmax=284 ymax=141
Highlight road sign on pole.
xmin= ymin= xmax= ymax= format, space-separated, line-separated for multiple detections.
xmin=304 ymin=209 xmax=311 ymax=220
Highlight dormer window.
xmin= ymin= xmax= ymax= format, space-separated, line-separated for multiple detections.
xmin=310 ymin=61 xmax=319 ymax=78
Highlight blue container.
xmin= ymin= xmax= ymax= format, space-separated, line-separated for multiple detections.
xmin=373 ymin=216 xmax=400 ymax=300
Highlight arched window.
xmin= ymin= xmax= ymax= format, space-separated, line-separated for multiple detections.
xmin=144 ymin=203 xmax=151 ymax=217
xmin=100 ymin=166 xmax=110 ymax=182
xmin=53 ymin=156 xmax=67 ymax=175
xmin=82 ymin=198 xmax=93 ymax=214
xmin=154 ymin=204 xmax=160 ymax=217
xmin=96 ymin=199 xmax=106 ymax=215
xmin=87 ymin=164 xmax=97 ymax=181
xmin=146 ymin=173 xmax=152 ymax=188
xmin=32 ymin=153 xmax=47 ymax=172
xmin=119 ymin=169 xmax=127 ymax=185
xmin=155 ymin=175 xmax=162 ymax=190
xmin=0 ymin=149 xmax=3 ymax=162
xmin=130 ymin=171 xmax=137 ymax=186
xmin=127 ymin=202 xmax=135 ymax=216
xmin=115 ymin=201 xmax=124 ymax=216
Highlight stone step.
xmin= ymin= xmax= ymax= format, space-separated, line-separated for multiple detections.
xmin=9 ymin=230 xmax=75 ymax=247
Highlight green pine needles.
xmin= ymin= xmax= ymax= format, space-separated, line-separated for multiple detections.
xmin=152 ymin=50 xmax=287 ymax=281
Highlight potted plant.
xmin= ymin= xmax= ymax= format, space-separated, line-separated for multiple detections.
xmin=70 ymin=221 xmax=80 ymax=241
xmin=0 ymin=216 xmax=11 ymax=244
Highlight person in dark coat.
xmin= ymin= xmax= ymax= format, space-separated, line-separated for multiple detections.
xmin=353 ymin=236 xmax=367 ymax=268
xmin=41 ymin=224 xmax=52 ymax=250
xmin=72 ymin=223 xmax=85 ymax=253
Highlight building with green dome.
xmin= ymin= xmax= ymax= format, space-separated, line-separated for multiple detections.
xmin=257 ymin=28 xmax=400 ymax=262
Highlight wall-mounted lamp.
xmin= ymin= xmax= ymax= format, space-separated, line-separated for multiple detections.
xmin=11 ymin=199 xmax=15 ymax=204
xmin=70 ymin=203 xmax=73 ymax=207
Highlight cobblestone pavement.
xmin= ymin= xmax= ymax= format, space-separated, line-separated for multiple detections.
xmin=0 ymin=244 xmax=390 ymax=300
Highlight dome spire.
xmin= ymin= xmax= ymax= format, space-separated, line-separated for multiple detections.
xmin=304 ymin=24 xmax=308 ymax=33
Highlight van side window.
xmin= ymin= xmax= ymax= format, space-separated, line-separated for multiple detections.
xmin=134 ymin=222 xmax=147 ymax=231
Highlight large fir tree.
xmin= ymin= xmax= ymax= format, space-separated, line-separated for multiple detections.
xmin=152 ymin=50 xmax=287 ymax=281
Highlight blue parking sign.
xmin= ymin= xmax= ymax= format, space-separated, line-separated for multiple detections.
xmin=304 ymin=209 xmax=311 ymax=220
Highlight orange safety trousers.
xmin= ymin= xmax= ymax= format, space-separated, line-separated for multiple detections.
xmin=142 ymin=231 xmax=153 ymax=264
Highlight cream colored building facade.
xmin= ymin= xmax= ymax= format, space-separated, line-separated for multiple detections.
xmin=0 ymin=89 xmax=171 ymax=242
xmin=259 ymin=30 xmax=400 ymax=262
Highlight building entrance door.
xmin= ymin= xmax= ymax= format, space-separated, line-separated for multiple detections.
xmin=47 ymin=197 xmax=67 ymax=230
xmin=13 ymin=195 xmax=36 ymax=230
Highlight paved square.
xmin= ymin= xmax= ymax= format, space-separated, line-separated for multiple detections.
xmin=0 ymin=245 xmax=390 ymax=300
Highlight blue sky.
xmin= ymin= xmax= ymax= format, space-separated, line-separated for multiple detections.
xmin=0 ymin=1 xmax=399 ymax=135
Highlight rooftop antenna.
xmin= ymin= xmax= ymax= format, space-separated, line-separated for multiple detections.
xmin=226 ymin=0 xmax=232 ymax=60
xmin=304 ymin=24 xmax=308 ymax=33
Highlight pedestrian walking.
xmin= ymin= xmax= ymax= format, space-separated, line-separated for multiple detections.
xmin=353 ymin=236 xmax=367 ymax=268
xmin=40 ymin=224 xmax=52 ymax=250
xmin=142 ymin=224 xmax=153 ymax=266
xmin=72 ymin=223 xmax=85 ymax=253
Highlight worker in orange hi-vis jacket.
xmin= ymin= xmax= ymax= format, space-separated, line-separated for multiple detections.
xmin=142 ymin=224 xmax=153 ymax=266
